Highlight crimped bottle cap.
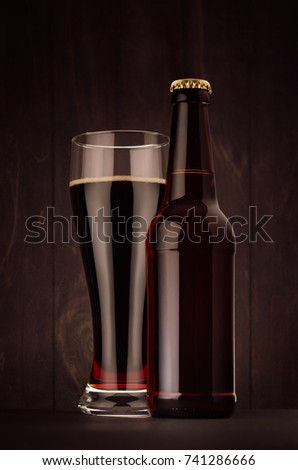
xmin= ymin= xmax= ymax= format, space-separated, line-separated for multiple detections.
xmin=170 ymin=78 xmax=212 ymax=94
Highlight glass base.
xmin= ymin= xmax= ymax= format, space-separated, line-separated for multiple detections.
xmin=78 ymin=384 xmax=149 ymax=417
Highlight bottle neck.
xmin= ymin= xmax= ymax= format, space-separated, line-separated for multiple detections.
xmin=165 ymin=89 xmax=217 ymax=203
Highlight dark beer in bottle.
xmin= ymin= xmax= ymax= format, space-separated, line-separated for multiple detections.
xmin=146 ymin=78 xmax=236 ymax=418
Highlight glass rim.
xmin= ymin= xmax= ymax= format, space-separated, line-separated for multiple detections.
xmin=72 ymin=129 xmax=170 ymax=150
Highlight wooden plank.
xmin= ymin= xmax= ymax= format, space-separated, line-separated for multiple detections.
xmin=52 ymin=0 xmax=266 ymax=411
xmin=52 ymin=1 xmax=98 ymax=410
xmin=202 ymin=0 xmax=251 ymax=408
xmin=52 ymin=0 xmax=138 ymax=410
xmin=1 ymin=409 xmax=298 ymax=450
xmin=52 ymin=0 xmax=208 ymax=410
xmin=2 ymin=0 xmax=296 ymax=413
xmin=250 ymin=1 xmax=298 ymax=407
xmin=0 ymin=1 xmax=53 ymax=409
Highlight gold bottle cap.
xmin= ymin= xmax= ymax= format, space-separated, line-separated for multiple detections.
xmin=170 ymin=78 xmax=212 ymax=94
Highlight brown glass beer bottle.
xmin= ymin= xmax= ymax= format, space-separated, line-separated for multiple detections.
xmin=146 ymin=78 xmax=236 ymax=418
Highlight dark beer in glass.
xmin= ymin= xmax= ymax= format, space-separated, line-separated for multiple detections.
xmin=70 ymin=130 xmax=169 ymax=416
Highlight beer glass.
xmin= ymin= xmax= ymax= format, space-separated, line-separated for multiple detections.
xmin=70 ymin=130 xmax=169 ymax=416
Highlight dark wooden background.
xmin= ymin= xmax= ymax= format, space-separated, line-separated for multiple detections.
xmin=0 ymin=0 xmax=297 ymax=411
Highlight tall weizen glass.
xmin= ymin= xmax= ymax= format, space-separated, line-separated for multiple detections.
xmin=70 ymin=130 xmax=169 ymax=416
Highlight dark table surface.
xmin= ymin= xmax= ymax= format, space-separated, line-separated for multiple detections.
xmin=0 ymin=409 xmax=297 ymax=450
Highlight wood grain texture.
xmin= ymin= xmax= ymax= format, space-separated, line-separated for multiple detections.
xmin=249 ymin=1 xmax=298 ymax=408
xmin=0 ymin=0 xmax=297 ymax=411
xmin=0 ymin=0 xmax=54 ymax=409
xmin=202 ymin=0 xmax=252 ymax=407
xmin=52 ymin=0 xmax=207 ymax=410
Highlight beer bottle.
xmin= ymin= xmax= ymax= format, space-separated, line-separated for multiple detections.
xmin=146 ymin=78 xmax=236 ymax=418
